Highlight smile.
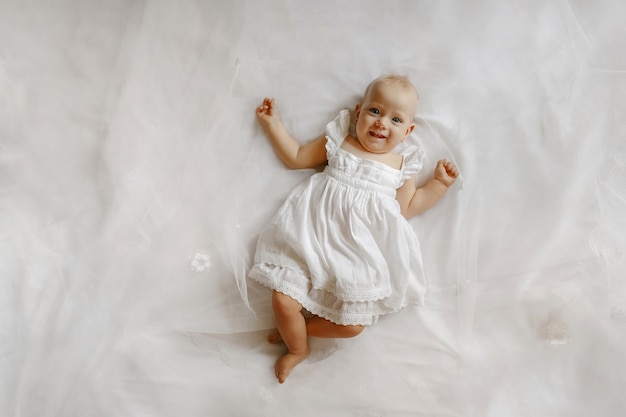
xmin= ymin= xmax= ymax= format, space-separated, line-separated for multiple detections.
xmin=369 ymin=131 xmax=386 ymax=139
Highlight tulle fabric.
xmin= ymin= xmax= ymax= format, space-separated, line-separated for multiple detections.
xmin=1 ymin=0 xmax=625 ymax=416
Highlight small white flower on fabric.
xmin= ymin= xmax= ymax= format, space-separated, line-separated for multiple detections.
xmin=540 ymin=320 xmax=571 ymax=347
xmin=190 ymin=252 xmax=211 ymax=271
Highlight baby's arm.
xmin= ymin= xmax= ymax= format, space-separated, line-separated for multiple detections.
xmin=256 ymin=98 xmax=328 ymax=169
xmin=396 ymin=159 xmax=459 ymax=218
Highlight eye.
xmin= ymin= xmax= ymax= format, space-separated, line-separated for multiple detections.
xmin=368 ymin=108 xmax=380 ymax=115
xmin=392 ymin=117 xmax=402 ymax=123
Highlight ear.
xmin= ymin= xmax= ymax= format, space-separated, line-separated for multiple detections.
xmin=403 ymin=122 xmax=415 ymax=141
xmin=355 ymin=104 xmax=361 ymax=121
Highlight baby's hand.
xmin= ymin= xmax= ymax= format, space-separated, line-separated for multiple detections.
xmin=256 ymin=97 xmax=279 ymax=127
xmin=434 ymin=159 xmax=459 ymax=188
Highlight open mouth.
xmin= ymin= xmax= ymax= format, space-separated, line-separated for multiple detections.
xmin=369 ymin=131 xmax=386 ymax=139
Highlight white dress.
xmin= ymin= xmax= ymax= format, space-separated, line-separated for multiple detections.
xmin=249 ymin=110 xmax=426 ymax=325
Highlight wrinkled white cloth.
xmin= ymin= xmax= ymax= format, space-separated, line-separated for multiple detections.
xmin=249 ymin=110 xmax=426 ymax=325
xmin=2 ymin=1 xmax=626 ymax=416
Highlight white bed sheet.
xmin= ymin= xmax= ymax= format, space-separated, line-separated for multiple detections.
xmin=2 ymin=0 xmax=625 ymax=416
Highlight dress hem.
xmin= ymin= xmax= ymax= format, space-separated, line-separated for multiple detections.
xmin=249 ymin=262 xmax=423 ymax=326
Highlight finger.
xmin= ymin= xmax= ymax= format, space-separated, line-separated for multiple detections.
xmin=258 ymin=100 xmax=271 ymax=113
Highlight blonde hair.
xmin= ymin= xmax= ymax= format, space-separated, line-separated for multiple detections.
xmin=363 ymin=74 xmax=419 ymax=102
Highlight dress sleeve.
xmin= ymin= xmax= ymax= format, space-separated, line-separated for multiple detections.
xmin=324 ymin=109 xmax=351 ymax=158
xmin=399 ymin=143 xmax=425 ymax=185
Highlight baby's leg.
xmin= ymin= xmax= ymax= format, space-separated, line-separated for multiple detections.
xmin=306 ymin=316 xmax=365 ymax=338
xmin=266 ymin=329 xmax=283 ymax=344
xmin=268 ymin=315 xmax=365 ymax=343
xmin=271 ymin=291 xmax=310 ymax=383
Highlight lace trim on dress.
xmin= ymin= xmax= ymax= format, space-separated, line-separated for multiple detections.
xmin=249 ymin=262 xmax=418 ymax=326
xmin=251 ymin=256 xmax=393 ymax=302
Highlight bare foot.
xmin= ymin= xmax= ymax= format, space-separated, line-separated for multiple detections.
xmin=274 ymin=350 xmax=309 ymax=383
xmin=267 ymin=329 xmax=283 ymax=344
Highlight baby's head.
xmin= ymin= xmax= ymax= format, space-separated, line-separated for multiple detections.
xmin=362 ymin=74 xmax=419 ymax=116
xmin=355 ymin=75 xmax=419 ymax=152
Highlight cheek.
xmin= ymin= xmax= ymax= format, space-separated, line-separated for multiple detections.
xmin=356 ymin=116 xmax=368 ymax=131
xmin=391 ymin=125 xmax=405 ymax=136
xmin=359 ymin=113 xmax=377 ymax=129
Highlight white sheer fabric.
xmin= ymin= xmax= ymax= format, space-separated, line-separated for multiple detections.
xmin=1 ymin=1 xmax=625 ymax=416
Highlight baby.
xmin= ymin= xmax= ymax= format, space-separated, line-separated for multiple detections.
xmin=249 ymin=75 xmax=459 ymax=383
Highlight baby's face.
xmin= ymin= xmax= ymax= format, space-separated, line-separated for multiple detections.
xmin=355 ymin=81 xmax=417 ymax=155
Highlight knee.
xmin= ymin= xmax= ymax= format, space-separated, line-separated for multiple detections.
xmin=272 ymin=291 xmax=301 ymax=314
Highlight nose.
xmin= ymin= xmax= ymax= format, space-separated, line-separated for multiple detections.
xmin=374 ymin=119 xmax=385 ymax=128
